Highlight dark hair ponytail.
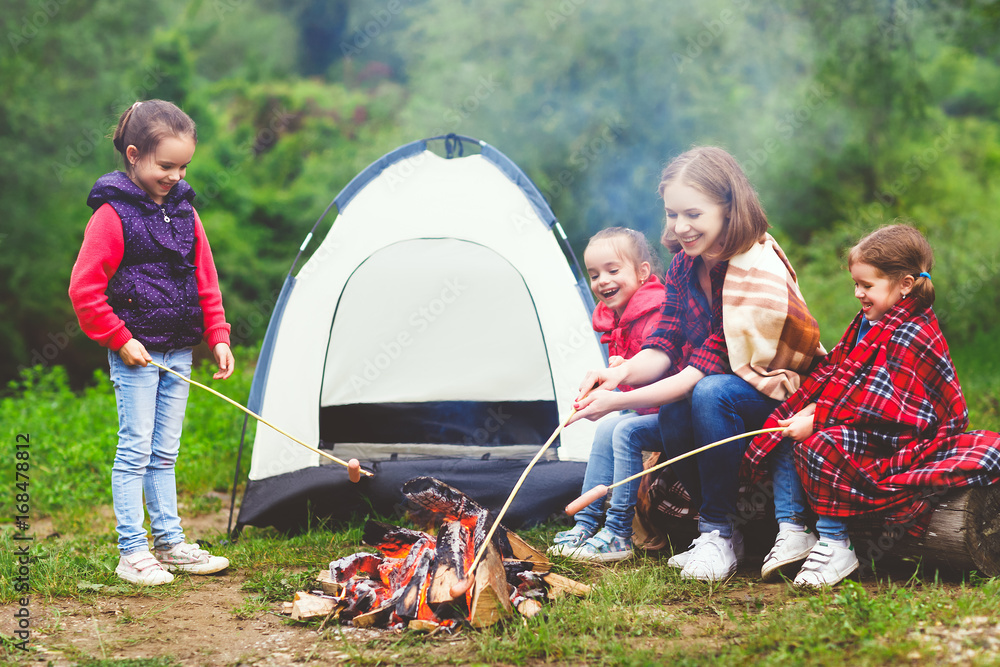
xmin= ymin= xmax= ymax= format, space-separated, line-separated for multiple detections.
xmin=112 ymin=99 xmax=196 ymax=174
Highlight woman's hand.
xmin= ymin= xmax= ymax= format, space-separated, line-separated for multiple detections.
xmin=213 ymin=343 xmax=235 ymax=380
xmin=118 ymin=339 xmax=151 ymax=366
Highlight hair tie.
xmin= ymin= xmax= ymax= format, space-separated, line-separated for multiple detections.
xmin=919 ymin=271 xmax=931 ymax=280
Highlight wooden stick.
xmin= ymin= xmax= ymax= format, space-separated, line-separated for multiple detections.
xmin=449 ymin=407 xmax=579 ymax=598
xmin=564 ymin=426 xmax=785 ymax=516
xmin=147 ymin=360 xmax=373 ymax=478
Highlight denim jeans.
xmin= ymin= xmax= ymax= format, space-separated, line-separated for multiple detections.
xmin=659 ymin=374 xmax=780 ymax=538
xmin=769 ymin=439 xmax=851 ymax=541
xmin=575 ymin=411 xmax=662 ymax=538
xmin=109 ymin=348 xmax=191 ymax=555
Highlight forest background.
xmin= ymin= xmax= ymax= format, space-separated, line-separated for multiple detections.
xmin=2 ymin=0 xmax=1000 ymax=425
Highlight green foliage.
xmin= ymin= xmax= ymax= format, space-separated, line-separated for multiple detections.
xmin=5 ymin=0 xmax=1000 ymax=384
xmin=0 ymin=346 xmax=259 ymax=530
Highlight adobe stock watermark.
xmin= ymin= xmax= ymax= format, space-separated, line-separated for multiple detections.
xmin=846 ymin=125 xmax=958 ymax=231
xmin=877 ymin=0 xmax=929 ymax=37
xmin=938 ymin=252 xmax=1000 ymax=327
xmin=7 ymin=0 xmax=69 ymax=55
xmin=741 ymin=82 xmax=834 ymax=178
xmin=18 ymin=315 xmax=85 ymax=375
xmin=546 ymin=0 xmax=586 ymax=30
xmin=199 ymin=104 xmax=295 ymax=202
xmin=462 ymin=404 xmax=512 ymax=448
xmin=510 ymin=112 xmax=628 ymax=233
xmin=51 ymin=65 xmax=166 ymax=183
xmin=339 ymin=0 xmax=416 ymax=58
xmin=672 ymin=0 xmax=752 ymax=72
xmin=347 ymin=277 xmax=468 ymax=395
xmin=426 ymin=74 xmax=501 ymax=138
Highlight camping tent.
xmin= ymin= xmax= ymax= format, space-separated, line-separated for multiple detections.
xmin=234 ymin=135 xmax=609 ymax=533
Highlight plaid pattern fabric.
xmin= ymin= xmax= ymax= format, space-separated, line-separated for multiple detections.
xmin=744 ymin=297 xmax=1000 ymax=534
xmin=643 ymin=252 xmax=728 ymax=375
xmin=722 ymin=235 xmax=824 ymax=400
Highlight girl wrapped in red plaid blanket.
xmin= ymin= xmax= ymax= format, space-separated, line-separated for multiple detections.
xmin=743 ymin=224 xmax=1000 ymax=587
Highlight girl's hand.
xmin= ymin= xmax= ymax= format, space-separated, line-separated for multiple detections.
xmin=213 ymin=343 xmax=235 ymax=380
xmin=778 ymin=405 xmax=816 ymax=442
xmin=577 ymin=364 xmax=626 ymax=399
xmin=568 ymin=388 xmax=620 ymax=425
xmin=118 ymin=339 xmax=151 ymax=367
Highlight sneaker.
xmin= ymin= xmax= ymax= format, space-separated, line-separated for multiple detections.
xmin=566 ymin=528 xmax=633 ymax=563
xmin=116 ymin=550 xmax=174 ymax=586
xmin=154 ymin=542 xmax=230 ymax=575
xmin=669 ymin=529 xmax=745 ymax=570
xmin=793 ymin=541 xmax=859 ymax=588
xmin=547 ymin=524 xmax=597 ymax=557
xmin=761 ymin=528 xmax=818 ymax=582
xmin=680 ymin=530 xmax=743 ymax=582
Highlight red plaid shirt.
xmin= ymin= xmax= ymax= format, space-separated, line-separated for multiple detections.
xmin=744 ymin=297 xmax=1000 ymax=533
xmin=642 ymin=252 xmax=729 ymax=375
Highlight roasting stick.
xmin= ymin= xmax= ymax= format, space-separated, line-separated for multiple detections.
xmin=448 ymin=405 xmax=581 ymax=599
xmin=147 ymin=360 xmax=372 ymax=480
xmin=563 ymin=426 xmax=785 ymax=516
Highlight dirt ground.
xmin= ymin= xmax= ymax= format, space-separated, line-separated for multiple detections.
xmin=3 ymin=505 xmax=997 ymax=666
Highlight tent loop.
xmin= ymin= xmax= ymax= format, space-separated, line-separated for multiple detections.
xmin=444 ymin=133 xmax=465 ymax=159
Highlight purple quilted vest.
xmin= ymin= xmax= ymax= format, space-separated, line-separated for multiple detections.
xmin=87 ymin=171 xmax=204 ymax=350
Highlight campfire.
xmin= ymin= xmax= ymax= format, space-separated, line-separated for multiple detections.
xmin=282 ymin=477 xmax=589 ymax=630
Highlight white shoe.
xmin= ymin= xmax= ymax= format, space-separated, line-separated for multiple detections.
xmin=761 ymin=528 xmax=818 ymax=581
xmin=793 ymin=541 xmax=859 ymax=588
xmin=154 ymin=542 xmax=229 ymax=575
xmin=115 ymin=550 xmax=174 ymax=586
xmin=669 ymin=530 xmax=744 ymax=570
xmin=680 ymin=530 xmax=743 ymax=582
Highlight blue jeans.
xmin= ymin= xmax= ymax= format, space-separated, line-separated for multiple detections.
xmin=575 ymin=412 xmax=662 ymax=538
xmin=659 ymin=374 xmax=780 ymax=538
xmin=109 ymin=348 xmax=191 ymax=555
xmin=770 ymin=440 xmax=850 ymax=540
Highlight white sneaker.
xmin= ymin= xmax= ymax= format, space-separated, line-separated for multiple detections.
xmin=154 ymin=542 xmax=229 ymax=574
xmin=793 ymin=541 xmax=859 ymax=588
xmin=115 ymin=550 xmax=174 ymax=586
xmin=669 ymin=530 xmax=745 ymax=570
xmin=680 ymin=530 xmax=744 ymax=582
xmin=761 ymin=528 xmax=818 ymax=582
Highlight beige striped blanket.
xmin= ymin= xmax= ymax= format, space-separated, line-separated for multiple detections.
xmin=722 ymin=234 xmax=824 ymax=401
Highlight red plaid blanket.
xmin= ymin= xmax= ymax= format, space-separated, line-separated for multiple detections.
xmin=743 ymin=297 xmax=1000 ymax=533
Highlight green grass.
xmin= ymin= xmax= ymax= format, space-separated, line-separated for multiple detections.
xmin=0 ymin=346 xmax=259 ymax=533
xmin=2 ymin=342 xmax=1000 ymax=665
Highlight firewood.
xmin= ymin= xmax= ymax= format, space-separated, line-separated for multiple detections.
xmin=540 ymin=571 xmax=591 ymax=599
xmin=290 ymin=591 xmax=337 ymax=620
xmin=427 ymin=520 xmax=468 ymax=605
xmin=352 ymin=602 xmax=394 ymax=628
xmin=503 ymin=530 xmax=550 ymax=572
xmin=855 ymin=486 xmax=1000 ymax=577
xmin=316 ymin=570 xmax=344 ymax=596
xmin=408 ymin=619 xmax=441 ymax=632
xmin=470 ymin=542 xmax=512 ymax=627
xmin=516 ymin=598 xmax=543 ymax=617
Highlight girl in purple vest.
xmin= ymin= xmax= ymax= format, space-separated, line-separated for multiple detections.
xmin=70 ymin=100 xmax=233 ymax=585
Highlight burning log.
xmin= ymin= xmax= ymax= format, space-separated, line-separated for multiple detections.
xmin=283 ymin=477 xmax=591 ymax=630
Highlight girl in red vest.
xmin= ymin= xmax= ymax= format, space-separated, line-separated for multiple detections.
xmin=549 ymin=227 xmax=666 ymax=562
xmin=69 ymin=100 xmax=233 ymax=585
xmin=745 ymin=224 xmax=1000 ymax=587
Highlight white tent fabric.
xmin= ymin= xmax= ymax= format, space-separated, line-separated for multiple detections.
xmin=247 ymin=143 xmax=607 ymax=483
